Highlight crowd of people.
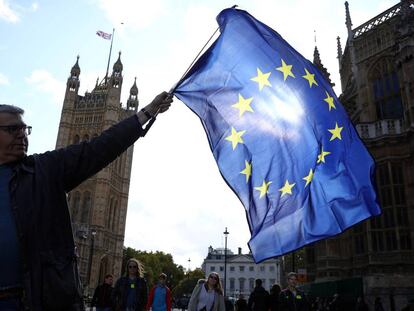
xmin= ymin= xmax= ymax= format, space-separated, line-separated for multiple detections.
xmin=91 ymin=259 xmax=171 ymax=311
xmin=88 ymin=262 xmax=414 ymax=311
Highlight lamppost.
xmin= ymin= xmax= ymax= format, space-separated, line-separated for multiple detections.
xmin=223 ymin=227 xmax=229 ymax=297
xmin=86 ymin=228 xmax=97 ymax=294
xmin=187 ymin=258 xmax=191 ymax=279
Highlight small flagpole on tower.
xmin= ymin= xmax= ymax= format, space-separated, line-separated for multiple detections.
xmin=105 ymin=28 xmax=115 ymax=84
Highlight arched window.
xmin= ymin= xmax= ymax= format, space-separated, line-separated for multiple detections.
xmin=239 ymin=278 xmax=245 ymax=292
xmin=73 ymin=135 xmax=80 ymax=144
xmin=371 ymin=162 xmax=411 ymax=252
xmin=111 ymin=200 xmax=118 ymax=231
xmin=80 ymin=191 xmax=92 ymax=224
xmin=107 ymin=198 xmax=114 ymax=229
xmin=249 ymin=278 xmax=255 ymax=292
xmin=229 ymin=278 xmax=235 ymax=291
xmin=71 ymin=191 xmax=81 ymax=222
xmin=117 ymin=154 xmax=123 ymax=174
xmin=369 ymin=59 xmax=403 ymax=119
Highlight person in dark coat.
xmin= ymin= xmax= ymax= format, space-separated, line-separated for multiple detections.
xmin=329 ymin=294 xmax=342 ymax=311
xmin=0 ymin=93 xmax=171 ymax=311
xmin=235 ymin=295 xmax=249 ymax=311
xmin=374 ymin=297 xmax=384 ymax=311
xmin=248 ymin=279 xmax=270 ymax=311
xmin=355 ymin=296 xmax=369 ymax=311
xmin=92 ymin=274 xmax=114 ymax=311
xmin=112 ymin=258 xmax=148 ymax=311
xmin=279 ymin=272 xmax=309 ymax=311
xmin=269 ymin=284 xmax=281 ymax=311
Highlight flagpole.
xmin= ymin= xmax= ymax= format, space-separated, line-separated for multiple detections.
xmin=105 ymin=28 xmax=115 ymax=84
xmin=169 ymin=5 xmax=238 ymax=95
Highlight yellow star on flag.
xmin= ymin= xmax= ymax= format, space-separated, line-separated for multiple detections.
xmin=251 ymin=68 xmax=272 ymax=91
xmin=232 ymin=94 xmax=254 ymax=117
xmin=302 ymin=68 xmax=318 ymax=87
xmin=276 ymin=59 xmax=295 ymax=81
xmin=324 ymin=91 xmax=336 ymax=111
xmin=328 ymin=122 xmax=344 ymax=141
xmin=279 ymin=180 xmax=295 ymax=197
xmin=225 ymin=127 xmax=246 ymax=150
xmin=317 ymin=147 xmax=331 ymax=163
xmin=240 ymin=160 xmax=252 ymax=183
xmin=255 ymin=180 xmax=272 ymax=198
xmin=303 ymin=169 xmax=314 ymax=187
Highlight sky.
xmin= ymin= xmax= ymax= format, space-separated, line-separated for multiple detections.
xmin=0 ymin=0 xmax=396 ymax=269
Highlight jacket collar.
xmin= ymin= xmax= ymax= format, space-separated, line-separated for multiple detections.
xmin=10 ymin=156 xmax=35 ymax=174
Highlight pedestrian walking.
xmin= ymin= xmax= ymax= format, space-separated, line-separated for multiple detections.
xmin=187 ymin=272 xmax=225 ymax=311
xmin=112 ymin=258 xmax=148 ymax=311
xmin=235 ymin=295 xmax=248 ymax=311
xmin=146 ymin=273 xmax=172 ymax=311
xmin=269 ymin=284 xmax=281 ymax=311
xmin=355 ymin=296 xmax=369 ymax=311
xmin=374 ymin=297 xmax=384 ymax=311
xmin=248 ymin=279 xmax=270 ymax=311
xmin=91 ymin=274 xmax=114 ymax=311
xmin=0 ymin=93 xmax=171 ymax=310
xmin=329 ymin=294 xmax=342 ymax=311
xmin=279 ymin=272 xmax=309 ymax=311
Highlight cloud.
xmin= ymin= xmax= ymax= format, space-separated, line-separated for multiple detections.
xmin=25 ymin=70 xmax=65 ymax=104
xmin=0 ymin=0 xmax=19 ymax=22
xmin=31 ymin=2 xmax=38 ymax=12
xmin=0 ymin=72 xmax=9 ymax=85
xmin=97 ymin=0 xmax=168 ymax=30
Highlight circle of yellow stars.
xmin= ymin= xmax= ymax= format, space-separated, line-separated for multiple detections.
xmin=224 ymin=56 xmax=345 ymax=201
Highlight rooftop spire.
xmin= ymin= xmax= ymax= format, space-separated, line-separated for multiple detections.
xmin=337 ymin=36 xmax=343 ymax=71
xmin=71 ymin=55 xmax=80 ymax=76
xmin=312 ymin=46 xmax=334 ymax=87
xmin=345 ymin=1 xmax=353 ymax=36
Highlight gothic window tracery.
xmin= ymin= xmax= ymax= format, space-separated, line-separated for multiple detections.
xmin=369 ymin=59 xmax=403 ymax=120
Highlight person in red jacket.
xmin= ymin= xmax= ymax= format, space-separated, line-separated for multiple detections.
xmin=146 ymin=273 xmax=172 ymax=311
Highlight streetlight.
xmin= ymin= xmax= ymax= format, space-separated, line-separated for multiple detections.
xmin=86 ymin=228 xmax=97 ymax=294
xmin=223 ymin=227 xmax=229 ymax=297
xmin=187 ymin=258 xmax=191 ymax=279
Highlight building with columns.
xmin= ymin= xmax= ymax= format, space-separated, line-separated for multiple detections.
xmin=202 ymin=246 xmax=281 ymax=298
xmin=55 ymin=53 xmax=139 ymax=293
xmin=300 ymin=1 xmax=414 ymax=310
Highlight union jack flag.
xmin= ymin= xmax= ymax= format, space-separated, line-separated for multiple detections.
xmin=96 ymin=30 xmax=111 ymax=40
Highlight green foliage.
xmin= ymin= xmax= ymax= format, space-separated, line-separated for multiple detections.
xmin=122 ymin=247 xmax=185 ymax=289
xmin=172 ymin=268 xmax=205 ymax=298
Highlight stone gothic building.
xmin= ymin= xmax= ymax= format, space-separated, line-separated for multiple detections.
xmin=299 ymin=1 xmax=414 ymax=309
xmin=55 ymin=53 xmax=139 ymax=293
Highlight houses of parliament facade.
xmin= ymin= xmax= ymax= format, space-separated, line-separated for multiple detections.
xmin=298 ymin=0 xmax=414 ymax=309
xmin=54 ymin=0 xmax=414 ymax=307
xmin=55 ymin=52 xmax=139 ymax=293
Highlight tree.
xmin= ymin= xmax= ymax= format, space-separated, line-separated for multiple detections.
xmin=122 ymin=247 xmax=185 ymax=289
xmin=172 ymin=268 xmax=205 ymax=299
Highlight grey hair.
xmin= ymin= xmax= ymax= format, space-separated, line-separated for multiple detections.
xmin=0 ymin=104 xmax=25 ymax=115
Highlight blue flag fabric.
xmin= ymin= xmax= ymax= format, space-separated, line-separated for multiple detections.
xmin=173 ymin=8 xmax=381 ymax=262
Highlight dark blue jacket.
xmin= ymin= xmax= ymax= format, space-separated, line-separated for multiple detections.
xmin=112 ymin=276 xmax=147 ymax=311
xmin=10 ymin=115 xmax=143 ymax=310
xmin=279 ymin=288 xmax=309 ymax=311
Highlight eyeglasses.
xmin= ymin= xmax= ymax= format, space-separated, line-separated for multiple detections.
xmin=209 ymin=275 xmax=218 ymax=280
xmin=128 ymin=265 xmax=138 ymax=269
xmin=0 ymin=125 xmax=32 ymax=136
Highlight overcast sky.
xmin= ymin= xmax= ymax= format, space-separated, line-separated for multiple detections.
xmin=0 ymin=0 xmax=395 ymax=269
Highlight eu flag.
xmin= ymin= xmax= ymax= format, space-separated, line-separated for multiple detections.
xmin=173 ymin=8 xmax=380 ymax=262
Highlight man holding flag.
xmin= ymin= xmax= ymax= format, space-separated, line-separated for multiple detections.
xmin=0 ymin=93 xmax=171 ymax=310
